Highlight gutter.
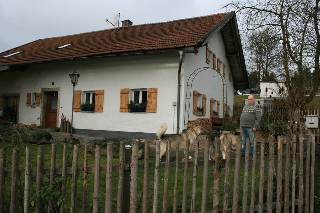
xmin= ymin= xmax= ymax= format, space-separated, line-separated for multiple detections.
xmin=177 ymin=51 xmax=183 ymax=134
xmin=176 ymin=49 xmax=198 ymax=134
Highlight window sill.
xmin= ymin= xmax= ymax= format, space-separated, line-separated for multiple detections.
xmin=81 ymin=110 xmax=94 ymax=113
xmin=129 ymin=108 xmax=146 ymax=113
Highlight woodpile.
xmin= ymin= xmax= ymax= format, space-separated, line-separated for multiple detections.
xmin=188 ymin=118 xmax=212 ymax=132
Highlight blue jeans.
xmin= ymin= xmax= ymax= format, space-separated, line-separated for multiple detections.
xmin=241 ymin=127 xmax=255 ymax=157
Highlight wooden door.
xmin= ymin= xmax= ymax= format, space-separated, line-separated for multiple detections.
xmin=3 ymin=95 xmax=19 ymax=123
xmin=45 ymin=91 xmax=58 ymax=128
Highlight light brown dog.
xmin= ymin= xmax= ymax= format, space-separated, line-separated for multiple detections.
xmin=219 ymin=133 xmax=241 ymax=159
xmin=156 ymin=123 xmax=202 ymax=159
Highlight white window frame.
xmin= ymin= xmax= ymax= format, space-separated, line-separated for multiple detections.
xmin=83 ymin=91 xmax=95 ymax=104
xmin=130 ymin=88 xmax=147 ymax=104
xmin=197 ymin=93 xmax=203 ymax=108
xmin=31 ymin=93 xmax=36 ymax=107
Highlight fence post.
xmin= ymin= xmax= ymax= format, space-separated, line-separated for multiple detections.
xmin=105 ymin=143 xmax=113 ymax=213
xmin=10 ymin=149 xmax=19 ymax=213
xmin=153 ymin=141 xmax=160 ymax=213
xmin=130 ymin=142 xmax=138 ymax=213
xmin=117 ymin=142 xmax=125 ymax=213
xmin=48 ymin=144 xmax=57 ymax=213
xmin=24 ymin=147 xmax=31 ymax=213
xmin=35 ymin=146 xmax=44 ymax=213
xmin=123 ymin=146 xmax=131 ymax=213
xmin=93 ymin=146 xmax=101 ymax=213
xmin=142 ymin=141 xmax=150 ymax=213
xmin=70 ymin=145 xmax=79 ymax=213
xmin=0 ymin=149 xmax=6 ymax=213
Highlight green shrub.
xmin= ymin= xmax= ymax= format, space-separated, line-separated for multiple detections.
xmin=33 ymin=130 xmax=53 ymax=141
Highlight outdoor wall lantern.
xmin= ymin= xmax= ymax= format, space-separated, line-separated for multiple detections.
xmin=69 ymin=70 xmax=80 ymax=138
xmin=69 ymin=70 xmax=80 ymax=86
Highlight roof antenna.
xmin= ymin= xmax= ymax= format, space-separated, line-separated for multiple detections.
xmin=106 ymin=13 xmax=120 ymax=30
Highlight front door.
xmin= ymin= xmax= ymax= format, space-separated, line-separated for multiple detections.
xmin=45 ymin=91 xmax=58 ymax=128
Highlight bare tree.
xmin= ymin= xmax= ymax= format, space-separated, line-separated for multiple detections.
xmin=245 ymin=28 xmax=283 ymax=84
xmin=227 ymin=0 xmax=320 ymax=108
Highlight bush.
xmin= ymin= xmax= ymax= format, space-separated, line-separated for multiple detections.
xmin=32 ymin=130 xmax=53 ymax=141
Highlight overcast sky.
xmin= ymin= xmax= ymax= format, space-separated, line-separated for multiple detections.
xmin=0 ymin=0 xmax=232 ymax=53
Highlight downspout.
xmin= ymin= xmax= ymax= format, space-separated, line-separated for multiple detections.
xmin=177 ymin=51 xmax=184 ymax=134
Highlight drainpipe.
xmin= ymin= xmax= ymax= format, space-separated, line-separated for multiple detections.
xmin=177 ymin=51 xmax=184 ymax=134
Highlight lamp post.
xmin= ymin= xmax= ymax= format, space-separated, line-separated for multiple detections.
xmin=69 ymin=70 xmax=80 ymax=137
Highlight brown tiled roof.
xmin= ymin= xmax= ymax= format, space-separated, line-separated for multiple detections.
xmin=0 ymin=13 xmax=229 ymax=66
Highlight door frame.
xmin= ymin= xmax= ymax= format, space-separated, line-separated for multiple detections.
xmin=40 ymin=88 xmax=60 ymax=128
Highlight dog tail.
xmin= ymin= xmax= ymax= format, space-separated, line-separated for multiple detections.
xmin=156 ymin=123 xmax=168 ymax=139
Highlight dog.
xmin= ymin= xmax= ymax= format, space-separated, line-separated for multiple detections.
xmin=209 ymin=132 xmax=241 ymax=160
xmin=156 ymin=123 xmax=202 ymax=160
xmin=219 ymin=133 xmax=241 ymax=159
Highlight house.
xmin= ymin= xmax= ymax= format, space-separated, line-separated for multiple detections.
xmin=0 ymin=12 xmax=248 ymax=139
xmin=260 ymin=82 xmax=287 ymax=99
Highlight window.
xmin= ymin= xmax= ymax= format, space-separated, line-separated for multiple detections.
xmin=120 ymin=88 xmax=158 ymax=113
xmin=197 ymin=93 xmax=203 ymax=109
xmin=81 ymin=91 xmax=96 ymax=112
xmin=26 ymin=92 xmax=41 ymax=107
xmin=31 ymin=93 xmax=36 ymax=107
xmin=193 ymin=90 xmax=206 ymax=116
xmin=2 ymin=51 xmax=23 ymax=58
xmin=56 ymin=44 xmax=71 ymax=50
xmin=206 ymin=46 xmax=210 ymax=64
xmin=131 ymin=89 xmax=147 ymax=104
xmin=73 ymin=90 xmax=104 ymax=112
xmin=84 ymin=91 xmax=96 ymax=104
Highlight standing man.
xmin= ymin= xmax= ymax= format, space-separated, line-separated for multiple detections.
xmin=240 ymin=95 xmax=261 ymax=157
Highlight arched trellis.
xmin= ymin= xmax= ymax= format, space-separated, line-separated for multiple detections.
xmin=183 ymin=66 xmax=228 ymax=128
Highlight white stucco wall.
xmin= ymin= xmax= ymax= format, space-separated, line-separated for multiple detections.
xmin=181 ymin=31 xmax=235 ymax=129
xmin=0 ymin=54 xmax=181 ymax=134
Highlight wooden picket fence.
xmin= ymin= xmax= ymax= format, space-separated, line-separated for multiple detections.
xmin=0 ymin=132 xmax=316 ymax=213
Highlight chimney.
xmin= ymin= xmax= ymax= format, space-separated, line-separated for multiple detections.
xmin=121 ymin=20 xmax=133 ymax=27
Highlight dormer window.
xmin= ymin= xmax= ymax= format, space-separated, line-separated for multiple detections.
xmin=56 ymin=44 xmax=71 ymax=50
xmin=2 ymin=51 xmax=24 ymax=58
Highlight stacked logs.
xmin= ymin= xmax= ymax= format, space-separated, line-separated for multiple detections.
xmin=60 ymin=113 xmax=70 ymax=133
xmin=188 ymin=118 xmax=213 ymax=132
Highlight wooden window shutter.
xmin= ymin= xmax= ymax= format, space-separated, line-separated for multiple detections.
xmin=217 ymin=58 xmax=221 ymax=72
xmin=217 ymin=100 xmax=220 ymax=117
xmin=210 ymin=98 xmax=214 ymax=117
xmin=146 ymin=88 xmax=158 ymax=113
xmin=36 ymin=93 xmax=41 ymax=106
xmin=213 ymin=53 xmax=216 ymax=69
xmin=26 ymin=93 xmax=31 ymax=106
xmin=202 ymin=94 xmax=207 ymax=116
xmin=206 ymin=46 xmax=210 ymax=64
xmin=73 ymin=90 xmax=81 ymax=112
xmin=120 ymin=88 xmax=130 ymax=112
xmin=223 ymin=63 xmax=226 ymax=77
xmin=193 ymin=90 xmax=198 ymax=115
xmin=0 ymin=94 xmax=2 ymax=109
xmin=94 ymin=90 xmax=104 ymax=112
